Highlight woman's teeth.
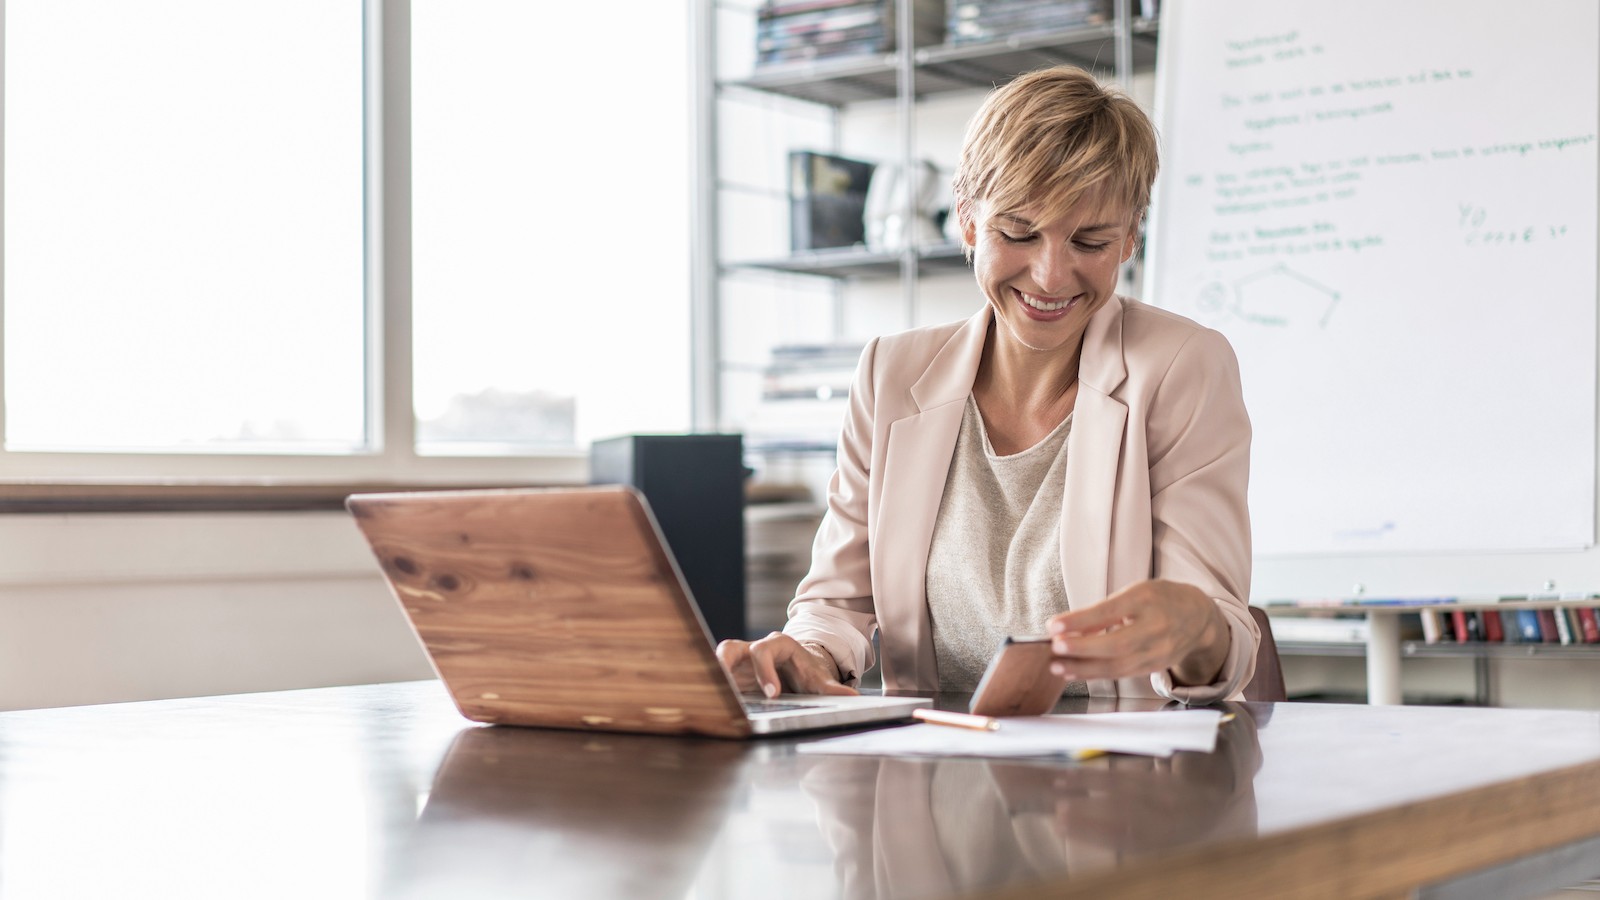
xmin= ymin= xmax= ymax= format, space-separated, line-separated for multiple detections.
xmin=1021 ymin=292 xmax=1073 ymax=311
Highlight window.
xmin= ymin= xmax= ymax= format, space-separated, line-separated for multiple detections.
xmin=5 ymin=1 xmax=365 ymax=454
xmin=411 ymin=1 xmax=692 ymax=455
xmin=0 ymin=0 xmax=691 ymax=479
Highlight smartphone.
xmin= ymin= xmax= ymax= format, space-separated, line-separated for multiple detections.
xmin=968 ymin=636 xmax=1069 ymax=717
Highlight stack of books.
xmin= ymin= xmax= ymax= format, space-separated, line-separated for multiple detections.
xmin=761 ymin=343 xmax=861 ymax=402
xmin=742 ymin=343 xmax=862 ymax=453
xmin=946 ymin=0 xmax=1111 ymax=46
xmin=1421 ymin=606 xmax=1600 ymax=645
xmin=756 ymin=0 xmax=944 ymax=67
xmin=745 ymin=501 xmax=826 ymax=634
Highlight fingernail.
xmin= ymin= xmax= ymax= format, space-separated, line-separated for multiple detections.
xmin=1053 ymin=640 xmax=1068 ymax=654
xmin=1050 ymin=663 xmax=1065 ymax=676
xmin=1048 ymin=621 xmax=1065 ymax=634
xmin=763 ymin=682 xmax=778 ymax=698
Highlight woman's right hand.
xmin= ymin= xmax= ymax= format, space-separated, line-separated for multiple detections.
xmin=715 ymin=632 xmax=858 ymax=698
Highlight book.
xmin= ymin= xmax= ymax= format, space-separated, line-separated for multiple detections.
xmin=1420 ymin=608 xmax=1442 ymax=643
xmin=760 ymin=0 xmax=876 ymax=17
xmin=1502 ymin=613 xmax=1522 ymax=644
xmin=1463 ymin=611 xmax=1484 ymax=642
xmin=756 ymin=0 xmax=944 ymax=65
xmin=948 ymin=0 xmax=1110 ymax=44
xmin=759 ymin=23 xmax=887 ymax=55
xmin=1536 ymin=608 xmax=1561 ymax=643
xmin=1553 ymin=607 xmax=1574 ymax=645
xmin=1481 ymin=610 xmax=1504 ymax=642
xmin=1516 ymin=609 xmax=1543 ymax=642
xmin=761 ymin=36 xmax=890 ymax=64
xmin=1439 ymin=609 xmax=1457 ymax=642
xmin=1577 ymin=607 xmax=1600 ymax=644
xmin=759 ymin=3 xmax=880 ymax=32
xmin=1451 ymin=610 xmax=1471 ymax=643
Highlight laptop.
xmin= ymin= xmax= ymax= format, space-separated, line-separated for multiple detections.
xmin=346 ymin=485 xmax=928 ymax=738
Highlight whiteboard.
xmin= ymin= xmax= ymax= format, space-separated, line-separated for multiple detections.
xmin=1146 ymin=0 xmax=1599 ymax=559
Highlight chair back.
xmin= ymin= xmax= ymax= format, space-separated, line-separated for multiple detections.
xmin=1243 ymin=606 xmax=1288 ymax=702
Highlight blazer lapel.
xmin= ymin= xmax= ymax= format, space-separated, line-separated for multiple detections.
xmin=874 ymin=308 xmax=990 ymax=690
xmin=1061 ymin=298 xmax=1129 ymax=610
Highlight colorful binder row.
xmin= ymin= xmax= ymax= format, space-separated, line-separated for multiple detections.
xmin=1421 ymin=607 xmax=1600 ymax=645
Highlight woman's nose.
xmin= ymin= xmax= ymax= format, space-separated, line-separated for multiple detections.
xmin=1030 ymin=248 xmax=1073 ymax=296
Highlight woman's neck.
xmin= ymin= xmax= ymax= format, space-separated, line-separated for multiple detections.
xmin=975 ymin=326 xmax=1085 ymax=416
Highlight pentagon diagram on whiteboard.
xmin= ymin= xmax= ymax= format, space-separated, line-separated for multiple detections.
xmin=1229 ymin=263 xmax=1341 ymax=330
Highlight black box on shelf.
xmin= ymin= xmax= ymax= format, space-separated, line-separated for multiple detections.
xmin=589 ymin=434 xmax=747 ymax=644
xmin=789 ymin=150 xmax=875 ymax=252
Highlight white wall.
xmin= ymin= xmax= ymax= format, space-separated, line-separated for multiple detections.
xmin=2 ymin=510 xmax=1595 ymax=710
xmin=0 ymin=512 xmax=431 ymax=710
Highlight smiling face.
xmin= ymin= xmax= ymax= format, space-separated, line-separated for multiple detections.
xmin=949 ymin=67 xmax=1158 ymax=362
xmin=964 ymin=197 xmax=1138 ymax=356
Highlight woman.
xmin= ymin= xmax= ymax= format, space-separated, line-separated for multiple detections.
xmin=717 ymin=65 xmax=1257 ymax=702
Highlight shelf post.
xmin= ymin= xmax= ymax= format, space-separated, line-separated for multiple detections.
xmin=689 ymin=0 xmax=721 ymax=431
xmin=1366 ymin=612 xmax=1403 ymax=705
xmin=896 ymin=0 xmax=918 ymax=328
xmin=1113 ymin=0 xmax=1133 ymax=86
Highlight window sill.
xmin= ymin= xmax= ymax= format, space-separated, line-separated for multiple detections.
xmin=0 ymin=480 xmax=561 ymax=514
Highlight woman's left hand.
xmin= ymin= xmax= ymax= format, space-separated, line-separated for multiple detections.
xmin=1044 ymin=579 xmax=1231 ymax=686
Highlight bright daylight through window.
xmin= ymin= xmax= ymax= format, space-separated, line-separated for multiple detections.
xmin=411 ymin=1 xmax=691 ymax=454
xmin=3 ymin=1 xmax=691 ymax=464
xmin=4 ymin=1 xmax=365 ymax=452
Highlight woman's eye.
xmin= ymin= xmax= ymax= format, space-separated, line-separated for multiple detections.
xmin=1075 ymin=242 xmax=1111 ymax=252
xmin=998 ymin=231 xmax=1035 ymax=243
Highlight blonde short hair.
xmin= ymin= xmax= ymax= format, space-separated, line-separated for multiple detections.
xmin=952 ymin=65 xmax=1158 ymax=235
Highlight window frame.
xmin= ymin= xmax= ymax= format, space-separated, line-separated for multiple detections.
xmin=0 ymin=0 xmax=618 ymax=485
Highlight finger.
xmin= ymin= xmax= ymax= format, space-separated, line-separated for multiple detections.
xmin=1048 ymin=593 xmax=1142 ymax=636
xmin=816 ymin=678 xmax=859 ymax=696
xmin=1050 ymin=656 xmax=1160 ymax=681
xmin=715 ymin=639 xmax=749 ymax=665
xmin=747 ymin=633 xmax=792 ymax=698
xmin=1052 ymin=620 xmax=1156 ymax=661
xmin=1050 ymin=638 xmax=1174 ymax=680
xmin=714 ymin=639 xmax=760 ymax=692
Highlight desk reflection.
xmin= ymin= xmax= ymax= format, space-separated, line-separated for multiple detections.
xmin=387 ymin=726 xmax=748 ymax=899
xmin=390 ymin=703 xmax=1266 ymax=900
xmin=797 ymin=702 xmax=1265 ymax=899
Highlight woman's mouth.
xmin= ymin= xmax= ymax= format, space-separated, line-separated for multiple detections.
xmin=1014 ymin=288 xmax=1079 ymax=318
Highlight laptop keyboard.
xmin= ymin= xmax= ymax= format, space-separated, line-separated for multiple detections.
xmin=743 ymin=699 xmax=816 ymax=714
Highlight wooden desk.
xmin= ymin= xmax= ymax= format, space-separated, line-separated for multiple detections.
xmin=0 ymin=681 xmax=1595 ymax=899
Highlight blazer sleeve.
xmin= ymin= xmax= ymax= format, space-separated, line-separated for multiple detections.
xmin=781 ymin=338 xmax=882 ymax=684
xmin=1142 ymin=327 xmax=1258 ymax=703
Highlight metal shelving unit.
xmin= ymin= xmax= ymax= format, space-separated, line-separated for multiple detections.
xmin=691 ymin=1 xmax=1159 ymax=431
xmin=730 ymin=20 xmax=1159 ymax=107
xmin=1278 ymin=640 xmax=1600 ymax=660
xmin=725 ymin=241 xmax=968 ymax=280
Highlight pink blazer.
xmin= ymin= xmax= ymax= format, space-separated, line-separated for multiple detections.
xmin=783 ymin=297 xmax=1258 ymax=702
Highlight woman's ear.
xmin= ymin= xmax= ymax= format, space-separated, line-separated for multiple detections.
xmin=958 ymin=199 xmax=977 ymax=248
xmin=1121 ymin=215 xmax=1143 ymax=263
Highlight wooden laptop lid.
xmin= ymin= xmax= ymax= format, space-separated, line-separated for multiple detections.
xmin=347 ymin=486 xmax=752 ymax=739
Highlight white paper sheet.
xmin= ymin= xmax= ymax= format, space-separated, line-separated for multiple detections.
xmin=796 ymin=710 xmax=1225 ymax=759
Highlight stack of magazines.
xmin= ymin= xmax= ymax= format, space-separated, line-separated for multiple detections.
xmin=946 ymin=0 xmax=1111 ymax=46
xmin=757 ymin=0 xmax=944 ymax=66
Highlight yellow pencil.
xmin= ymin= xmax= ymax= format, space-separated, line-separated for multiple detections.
xmin=913 ymin=708 xmax=1001 ymax=731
